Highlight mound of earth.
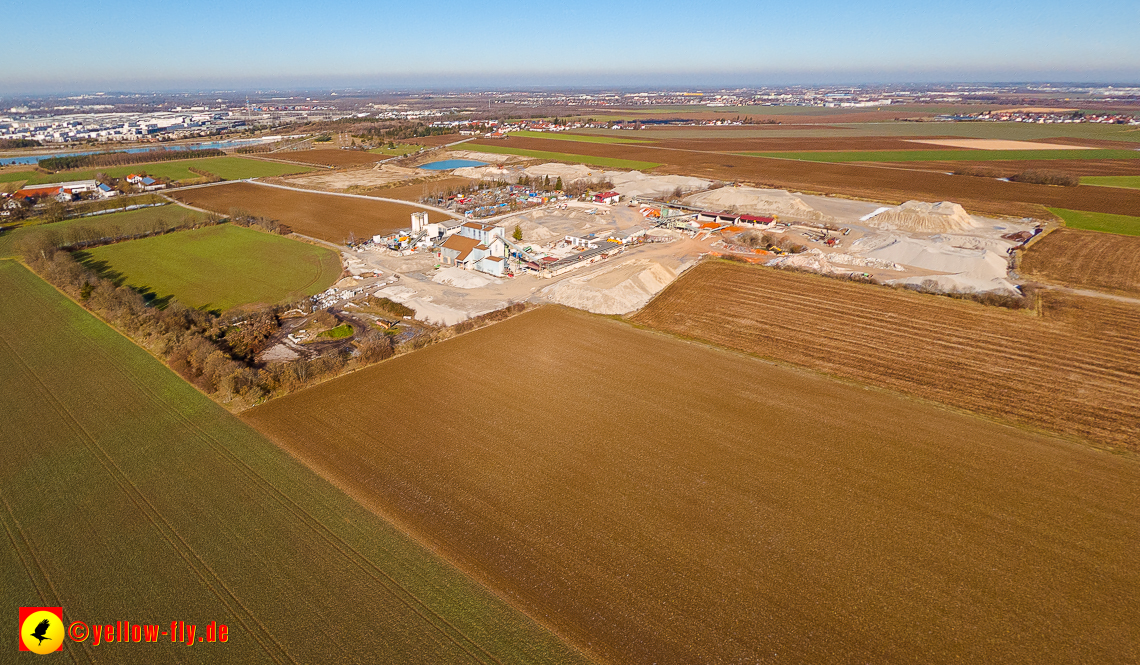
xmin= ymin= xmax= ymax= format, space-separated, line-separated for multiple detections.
xmin=540 ymin=260 xmax=681 ymax=315
xmin=868 ymin=201 xmax=979 ymax=233
xmin=604 ymin=172 xmax=711 ymax=200
xmin=853 ymin=234 xmax=1016 ymax=293
xmin=684 ymin=187 xmax=833 ymax=222
xmin=432 ymin=266 xmax=503 ymax=289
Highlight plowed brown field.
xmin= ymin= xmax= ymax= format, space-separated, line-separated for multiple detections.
xmin=645 ymin=136 xmax=958 ymax=152
xmin=631 ymin=261 xmax=1140 ymax=449
xmin=466 ymin=137 xmax=1140 ymax=217
xmin=171 ymin=182 xmax=451 ymax=244
xmin=1020 ymin=228 xmax=1140 ymax=296
xmin=274 ymin=149 xmax=387 ymax=166
xmin=880 ymin=159 xmax=1140 ymax=177
xmin=242 ymin=305 xmax=1140 ymax=665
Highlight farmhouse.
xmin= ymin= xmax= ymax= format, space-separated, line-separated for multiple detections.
xmin=438 ymin=221 xmax=507 ymax=276
xmin=593 ymin=191 xmax=621 ymax=205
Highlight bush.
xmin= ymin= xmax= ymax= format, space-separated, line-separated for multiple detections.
xmin=1008 ymin=170 xmax=1079 ymax=187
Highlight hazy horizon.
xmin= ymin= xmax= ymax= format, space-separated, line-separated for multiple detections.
xmin=3 ymin=0 xmax=1138 ymax=96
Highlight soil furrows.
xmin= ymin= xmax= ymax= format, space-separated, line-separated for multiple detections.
xmin=631 ymin=262 xmax=1140 ymax=448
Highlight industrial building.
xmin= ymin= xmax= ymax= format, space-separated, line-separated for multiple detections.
xmin=438 ymin=221 xmax=507 ymax=276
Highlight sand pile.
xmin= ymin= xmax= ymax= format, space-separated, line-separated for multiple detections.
xmin=432 ymin=266 xmax=503 ymax=289
xmin=868 ymin=201 xmax=979 ymax=233
xmin=851 ymin=234 xmax=1016 ymax=293
xmin=766 ymin=250 xmax=904 ymax=275
xmin=540 ymin=260 xmax=680 ymax=315
xmin=375 ymin=285 xmax=472 ymax=325
xmin=684 ymin=187 xmax=833 ymax=222
xmin=604 ymin=172 xmax=711 ymax=200
xmin=513 ymin=215 xmax=559 ymax=243
xmin=452 ymin=165 xmax=515 ymax=180
xmin=524 ymin=163 xmax=602 ymax=182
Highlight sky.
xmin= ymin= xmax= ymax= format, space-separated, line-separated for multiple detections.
xmin=2 ymin=0 xmax=1139 ymax=93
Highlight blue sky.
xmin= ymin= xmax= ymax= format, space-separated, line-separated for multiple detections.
xmin=2 ymin=0 xmax=1138 ymax=93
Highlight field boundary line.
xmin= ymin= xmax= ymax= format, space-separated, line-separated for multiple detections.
xmin=112 ymin=376 xmax=507 ymax=664
xmin=47 ymin=272 xmax=508 ymax=663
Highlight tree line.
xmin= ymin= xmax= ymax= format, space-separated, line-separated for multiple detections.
xmin=20 ymin=238 xmax=530 ymax=409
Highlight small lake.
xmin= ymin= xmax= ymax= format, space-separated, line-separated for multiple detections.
xmin=419 ymin=159 xmax=487 ymax=170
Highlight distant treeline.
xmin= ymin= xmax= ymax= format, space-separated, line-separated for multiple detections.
xmin=22 ymin=239 xmax=531 ymax=409
xmin=358 ymin=122 xmax=457 ymax=141
xmin=39 ymin=148 xmax=225 ymax=172
xmin=0 ymin=138 xmax=41 ymax=148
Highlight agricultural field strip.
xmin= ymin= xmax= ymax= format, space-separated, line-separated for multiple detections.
xmin=1081 ymin=175 xmax=1140 ymax=189
xmin=0 ymin=156 xmax=313 ymax=185
xmin=507 ymin=130 xmax=648 ymax=144
xmin=632 ymin=264 xmax=1140 ymax=448
xmin=248 ymin=181 xmax=465 ymax=218
xmin=705 ymin=274 xmax=1140 ymax=384
xmin=0 ymin=291 xmax=298 ymax=662
xmin=1020 ymin=228 xmax=1140 ymax=294
xmin=81 ymin=225 xmax=342 ymax=311
xmin=85 ymin=354 xmax=508 ymax=664
xmin=740 ymin=149 xmax=1140 ymax=163
xmin=1048 ymin=207 xmax=1140 ymax=236
xmin=698 ymin=279 xmax=1140 ymax=392
xmin=0 ymin=263 xmax=585 ymax=664
xmin=456 ymin=143 xmax=661 ymax=170
xmin=2 ymin=272 xmax=547 ymax=664
xmin=243 ymin=306 xmax=1140 ymax=664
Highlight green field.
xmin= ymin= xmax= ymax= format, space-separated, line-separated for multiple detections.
xmin=508 ymin=130 xmax=647 ymax=144
xmin=369 ymin=144 xmax=424 ymax=156
xmin=1081 ymin=175 xmax=1140 ymax=189
xmin=1049 ymin=207 xmax=1140 ymax=236
xmin=0 ymin=156 xmax=313 ymax=186
xmin=576 ymin=122 xmax=1140 ymax=142
xmin=320 ymin=323 xmax=354 ymax=339
xmin=81 ymin=224 xmax=341 ymax=311
xmin=0 ymin=202 xmax=208 ymax=258
xmin=0 ymin=260 xmax=587 ymax=664
xmin=459 ymin=143 xmax=661 ymax=170
xmin=743 ymin=148 xmax=1140 ymax=163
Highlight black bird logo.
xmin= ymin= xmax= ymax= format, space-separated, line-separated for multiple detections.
xmin=30 ymin=618 xmax=52 ymax=645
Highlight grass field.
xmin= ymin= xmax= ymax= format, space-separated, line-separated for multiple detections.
xmin=0 ymin=203 xmax=208 ymax=258
xmin=369 ymin=144 xmax=423 ymax=156
xmin=632 ymin=261 xmax=1140 ymax=449
xmin=269 ymin=149 xmax=384 ymax=167
xmin=243 ymin=305 xmax=1140 ymax=664
xmin=577 ymin=122 xmax=1140 ymax=142
xmin=454 ymin=143 xmax=661 ymax=170
xmin=1081 ymin=175 xmax=1140 ymax=189
xmin=1020 ymin=227 xmax=1140 ymax=296
xmin=1049 ymin=207 xmax=1140 ymax=235
xmin=171 ymin=181 xmax=454 ymax=244
xmin=743 ymin=148 xmax=1140 ymax=163
xmin=508 ymin=130 xmax=647 ymax=144
xmin=0 ymin=156 xmax=313 ymax=186
xmin=80 ymin=224 xmax=341 ymax=311
xmin=0 ymin=260 xmax=588 ymax=664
